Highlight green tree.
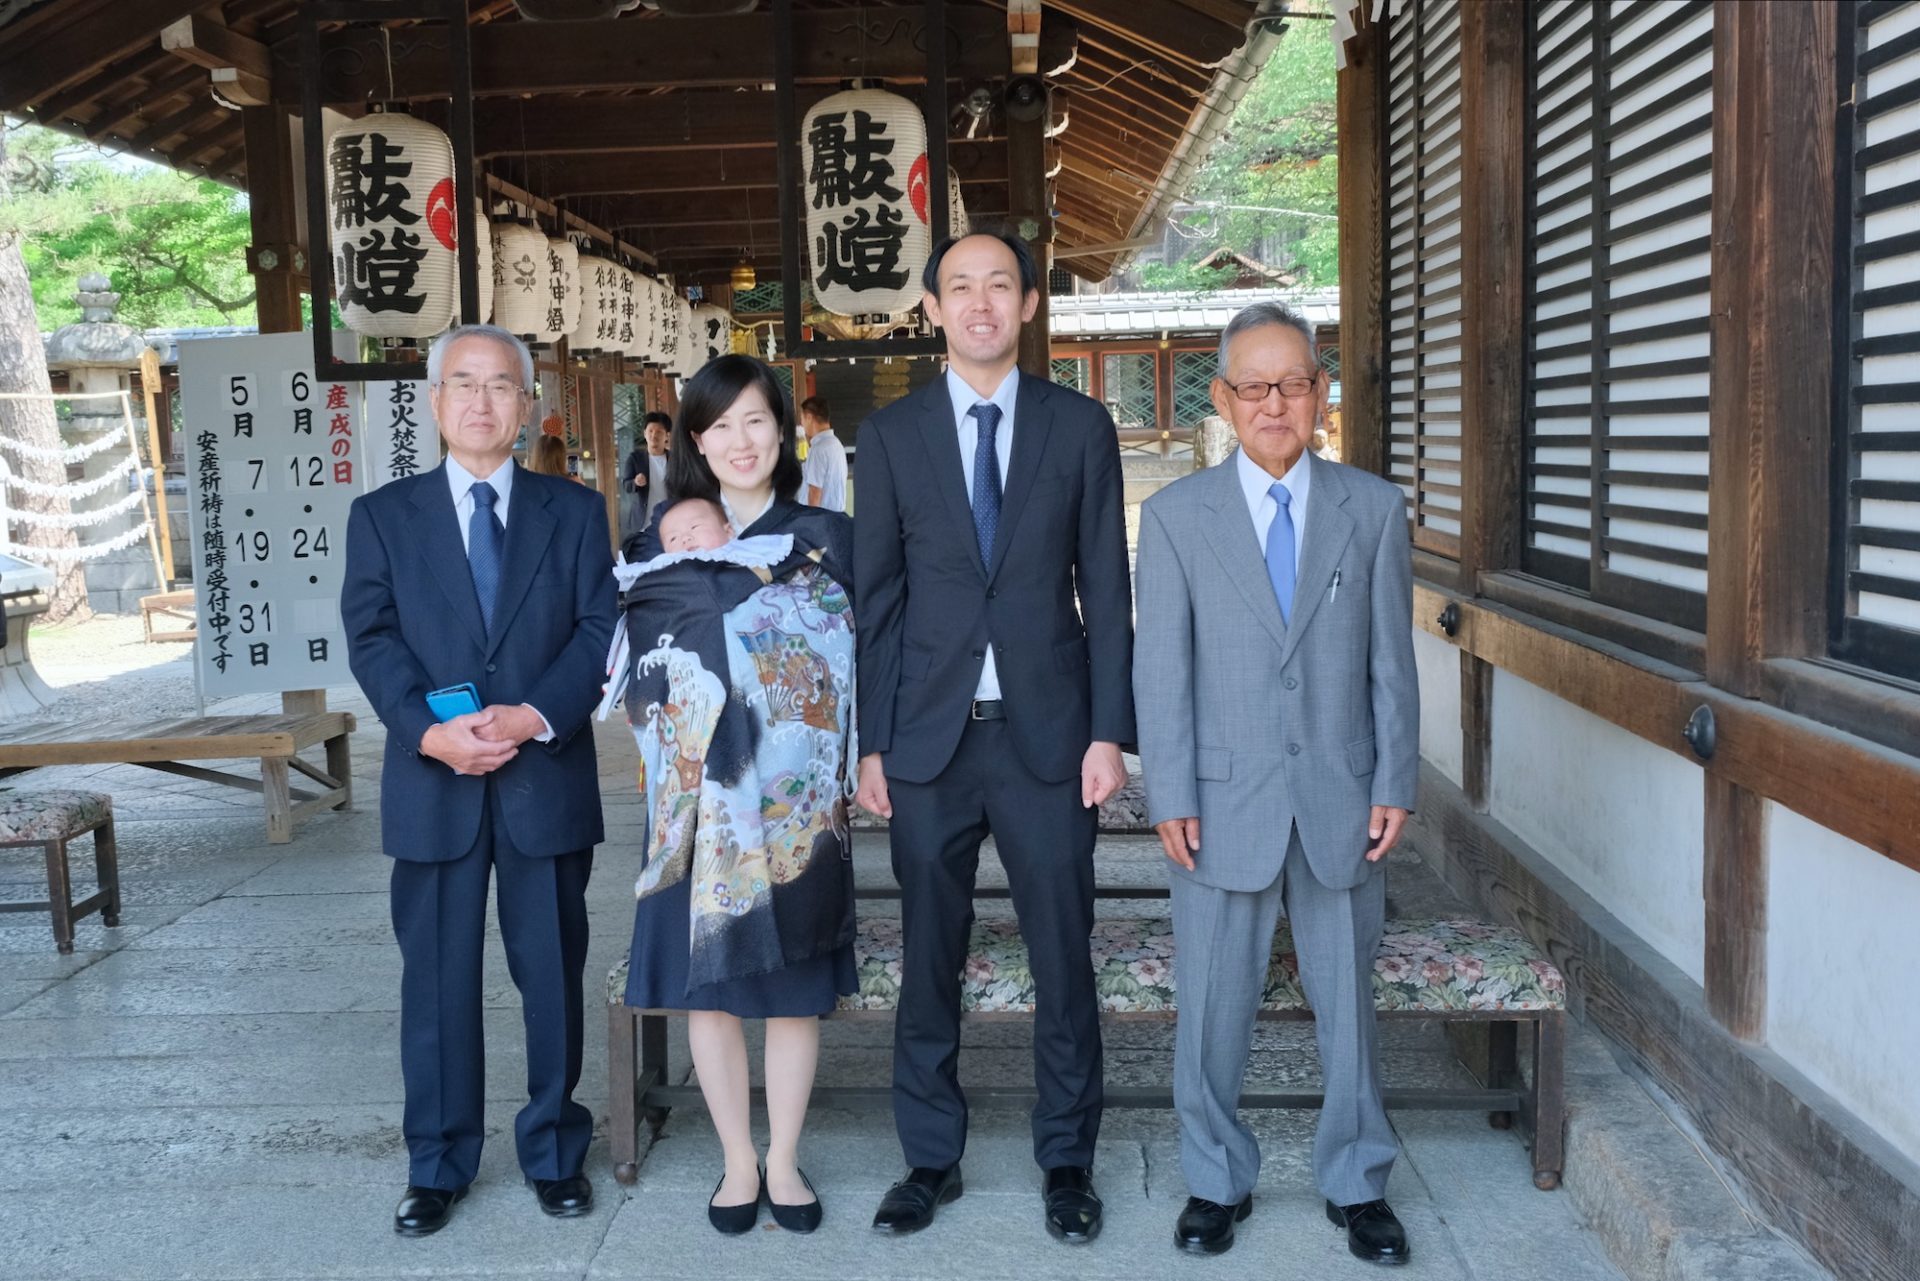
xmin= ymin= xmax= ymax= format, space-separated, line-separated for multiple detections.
xmin=1149 ymin=5 xmax=1339 ymax=290
xmin=2 ymin=118 xmax=254 ymax=329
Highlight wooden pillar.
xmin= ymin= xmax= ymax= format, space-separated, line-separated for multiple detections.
xmin=1335 ymin=8 xmax=1385 ymax=478
xmin=589 ymin=362 xmax=619 ymax=549
xmin=1457 ymin=0 xmax=1526 ymax=588
xmin=1460 ymin=652 xmax=1493 ymax=812
xmin=1008 ymin=80 xmax=1051 ymax=379
xmin=1698 ymin=0 xmax=1838 ymax=1042
xmin=241 ymin=105 xmax=303 ymax=334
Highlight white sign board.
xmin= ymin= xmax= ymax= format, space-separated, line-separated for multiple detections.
xmin=365 ymin=377 xmax=442 ymax=489
xmin=179 ymin=332 xmax=367 ymax=698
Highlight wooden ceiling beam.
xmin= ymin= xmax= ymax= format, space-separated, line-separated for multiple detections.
xmin=1040 ymin=0 xmax=1248 ymax=72
xmin=281 ymin=6 xmax=1076 ymax=104
xmin=125 ymin=96 xmax=222 ymax=154
xmin=79 ymin=64 xmax=208 ymax=142
xmin=0 ymin=0 xmax=210 ymax=112
xmin=161 ymin=14 xmax=274 ymax=80
xmin=590 ymin=185 xmax=1012 ymax=231
xmin=494 ymin=140 xmax=1007 ymax=198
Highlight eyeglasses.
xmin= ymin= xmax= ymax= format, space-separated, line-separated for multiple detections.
xmin=1223 ymin=372 xmax=1319 ymax=403
xmin=438 ymin=377 xmax=526 ymax=403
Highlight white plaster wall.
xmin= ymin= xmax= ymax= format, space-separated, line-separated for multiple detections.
xmin=1766 ymin=805 xmax=1920 ymax=1163
xmin=1413 ymin=627 xmax=1463 ymax=787
xmin=1488 ymin=670 xmax=1706 ymax=984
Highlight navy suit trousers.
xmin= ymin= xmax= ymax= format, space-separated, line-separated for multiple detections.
xmin=390 ymin=782 xmax=593 ymax=1190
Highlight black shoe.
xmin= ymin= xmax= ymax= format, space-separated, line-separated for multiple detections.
xmin=1326 ymin=1199 xmax=1411 ymax=1265
xmin=871 ymin=1165 xmax=963 ymax=1234
xmin=768 ymin=1167 xmax=823 ymax=1234
xmin=1174 ymin=1194 xmax=1251 ymax=1255
xmin=1042 ymin=1166 xmax=1102 ymax=1243
xmin=526 ymin=1173 xmax=593 ymax=1218
xmin=394 ymin=1184 xmax=467 ymax=1237
xmin=708 ymin=1167 xmax=764 ymax=1235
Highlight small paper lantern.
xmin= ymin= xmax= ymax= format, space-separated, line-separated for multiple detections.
xmin=693 ymin=304 xmax=732 ymax=367
xmin=613 ymin=265 xmax=641 ymax=362
xmin=636 ymin=274 xmax=663 ymax=365
xmin=543 ymin=236 xmax=581 ymax=346
xmin=570 ymin=254 xmax=617 ymax=354
xmin=802 ymin=87 xmax=930 ymax=316
xmin=325 ymin=112 xmax=458 ymax=339
xmin=491 ymin=221 xmax=550 ymax=341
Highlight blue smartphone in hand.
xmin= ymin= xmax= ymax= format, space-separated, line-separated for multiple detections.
xmin=426 ymin=682 xmax=483 ymax=722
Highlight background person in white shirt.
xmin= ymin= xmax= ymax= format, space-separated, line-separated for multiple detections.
xmin=799 ymin=396 xmax=848 ymax=512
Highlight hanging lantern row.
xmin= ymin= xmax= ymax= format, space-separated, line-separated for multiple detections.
xmin=803 ymin=87 xmax=932 ymax=317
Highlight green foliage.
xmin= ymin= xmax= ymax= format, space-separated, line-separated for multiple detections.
xmin=1155 ymin=4 xmax=1340 ymax=289
xmin=2 ymin=119 xmax=255 ymax=329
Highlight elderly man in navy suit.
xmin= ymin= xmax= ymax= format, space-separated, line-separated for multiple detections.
xmin=343 ymin=323 xmax=614 ymax=1237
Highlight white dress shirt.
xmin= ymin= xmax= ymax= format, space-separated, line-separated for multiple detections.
xmin=945 ymin=365 xmax=1020 ymax=700
xmin=443 ymin=455 xmax=552 ymax=741
xmin=1237 ymin=442 xmax=1311 ymax=576
xmin=645 ymin=453 xmax=669 ymax=522
xmin=802 ymin=429 xmax=849 ymax=513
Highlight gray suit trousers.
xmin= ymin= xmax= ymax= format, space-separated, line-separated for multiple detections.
xmin=1171 ymin=827 xmax=1397 ymax=1206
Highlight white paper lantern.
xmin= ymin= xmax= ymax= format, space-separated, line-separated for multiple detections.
xmin=802 ymin=87 xmax=930 ymax=316
xmin=491 ymin=221 xmax=550 ymax=341
xmin=471 ymin=200 xmax=494 ymax=324
xmin=636 ymin=275 xmax=663 ymax=365
xmin=325 ymin=112 xmax=458 ymax=339
xmin=544 ymin=236 xmax=581 ymax=346
xmin=570 ymin=254 xmax=617 ymax=354
xmin=691 ymin=303 xmax=731 ymax=368
xmin=613 ymin=265 xmax=641 ymax=362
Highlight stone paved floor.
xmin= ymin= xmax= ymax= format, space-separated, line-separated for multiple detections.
xmin=0 ymin=636 xmax=1631 ymax=1281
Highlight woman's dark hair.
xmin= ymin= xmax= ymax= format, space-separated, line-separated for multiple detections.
xmin=666 ymin=353 xmax=804 ymax=505
xmin=921 ymin=225 xmax=1041 ymax=298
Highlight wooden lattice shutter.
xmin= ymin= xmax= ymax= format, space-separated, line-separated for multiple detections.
xmin=1834 ymin=0 xmax=1920 ymax=680
xmin=1384 ymin=0 xmax=1464 ymax=555
xmin=1523 ymin=0 xmax=1714 ymax=628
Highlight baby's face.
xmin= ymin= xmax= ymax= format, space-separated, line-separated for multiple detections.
xmin=660 ymin=503 xmax=732 ymax=553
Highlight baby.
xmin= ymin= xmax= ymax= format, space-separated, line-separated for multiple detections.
xmin=655 ymin=495 xmax=734 ymax=554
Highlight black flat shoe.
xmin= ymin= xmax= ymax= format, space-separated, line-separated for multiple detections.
xmin=1174 ymin=1193 xmax=1251 ymax=1255
xmin=526 ymin=1173 xmax=593 ymax=1218
xmin=1326 ymin=1199 xmax=1411 ymax=1265
xmin=1042 ymin=1165 xmax=1102 ymax=1243
xmin=394 ymin=1184 xmax=467 ymax=1237
xmin=871 ymin=1165 xmax=963 ymax=1234
xmin=768 ymin=1167 xmax=823 ymax=1233
xmin=708 ymin=1167 xmax=764 ymax=1235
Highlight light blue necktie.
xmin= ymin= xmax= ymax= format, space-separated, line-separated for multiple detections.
xmin=468 ymin=480 xmax=504 ymax=633
xmin=1266 ymin=481 xmax=1295 ymax=625
xmin=969 ymin=402 xmax=1003 ymax=564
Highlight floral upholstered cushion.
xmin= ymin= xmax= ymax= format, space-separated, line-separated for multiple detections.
xmin=0 ymin=790 xmax=111 ymax=843
xmin=610 ymin=915 xmax=1566 ymax=1014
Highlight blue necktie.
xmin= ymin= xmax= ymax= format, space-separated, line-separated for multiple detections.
xmin=468 ymin=480 xmax=504 ymax=632
xmin=1266 ymin=481 xmax=1296 ymax=625
xmin=969 ymin=402 xmax=1003 ymax=564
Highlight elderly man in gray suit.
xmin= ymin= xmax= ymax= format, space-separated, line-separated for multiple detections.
xmin=1133 ymin=301 xmax=1418 ymax=1265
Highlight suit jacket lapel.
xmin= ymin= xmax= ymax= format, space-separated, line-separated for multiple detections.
xmin=409 ymin=466 xmax=488 ymax=653
xmin=911 ymin=376 xmax=989 ymax=579
xmin=986 ymin=373 xmax=1054 ymax=584
xmin=485 ymin=465 xmax=558 ymax=658
xmin=1277 ymin=453 xmax=1356 ymax=668
xmin=1200 ymin=459 xmax=1290 ymax=654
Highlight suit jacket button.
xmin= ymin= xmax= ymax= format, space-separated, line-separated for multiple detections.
xmin=972 ymin=650 xmax=984 ymax=659
xmin=1287 ymin=743 xmax=1300 ymax=755
xmin=1284 ymin=677 xmax=1298 ymax=690
xmin=486 ymin=663 xmax=497 ymax=674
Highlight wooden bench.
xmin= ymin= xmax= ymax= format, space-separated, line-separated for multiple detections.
xmin=607 ymin=892 xmax=1567 ymax=1192
xmin=137 ymin=589 xmax=197 ymax=643
xmin=0 ymin=713 xmax=355 ymax=844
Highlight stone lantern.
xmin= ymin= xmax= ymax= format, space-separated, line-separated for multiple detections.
xmin=40 ymin=274 xmax=163 ymax=613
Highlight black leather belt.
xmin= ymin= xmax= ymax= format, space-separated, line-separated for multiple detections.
xmin=969 ymin=699 xmax=1006 ymax=721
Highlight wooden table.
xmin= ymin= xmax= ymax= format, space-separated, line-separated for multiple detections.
xmin=0 ymin=712 xmax=355 ymax=843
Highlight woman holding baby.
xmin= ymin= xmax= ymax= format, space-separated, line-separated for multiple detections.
xmin=617 ymin=354 xmax=857 ymax=1236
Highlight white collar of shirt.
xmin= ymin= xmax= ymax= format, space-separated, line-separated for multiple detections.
xmin=446 ymin=455 xmax=516 ymax=523
xmin=1237 ymin=444 xmax=1312 ymax=569
xmin=945 ymin=365 xmax=1020 ymax=435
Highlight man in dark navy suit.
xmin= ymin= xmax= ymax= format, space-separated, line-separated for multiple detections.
xmin=342 ymin=324 xmax=614 ymax=1237
xmin=854 ymin=231 xmax=1135 ymax=1244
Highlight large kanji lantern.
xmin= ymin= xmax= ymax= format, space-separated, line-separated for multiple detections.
xmin=542 ymin=236 xmax=581 ymax=347
xmin=491 ymin=220 xmax=550 ymax=341
xmin=803 ymin=88 xmax=930 ymax=316
xmin=570 ymin=254 xmax=617 ymax=354
xmin=325 ymin=112 xmax=459 ymax=339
